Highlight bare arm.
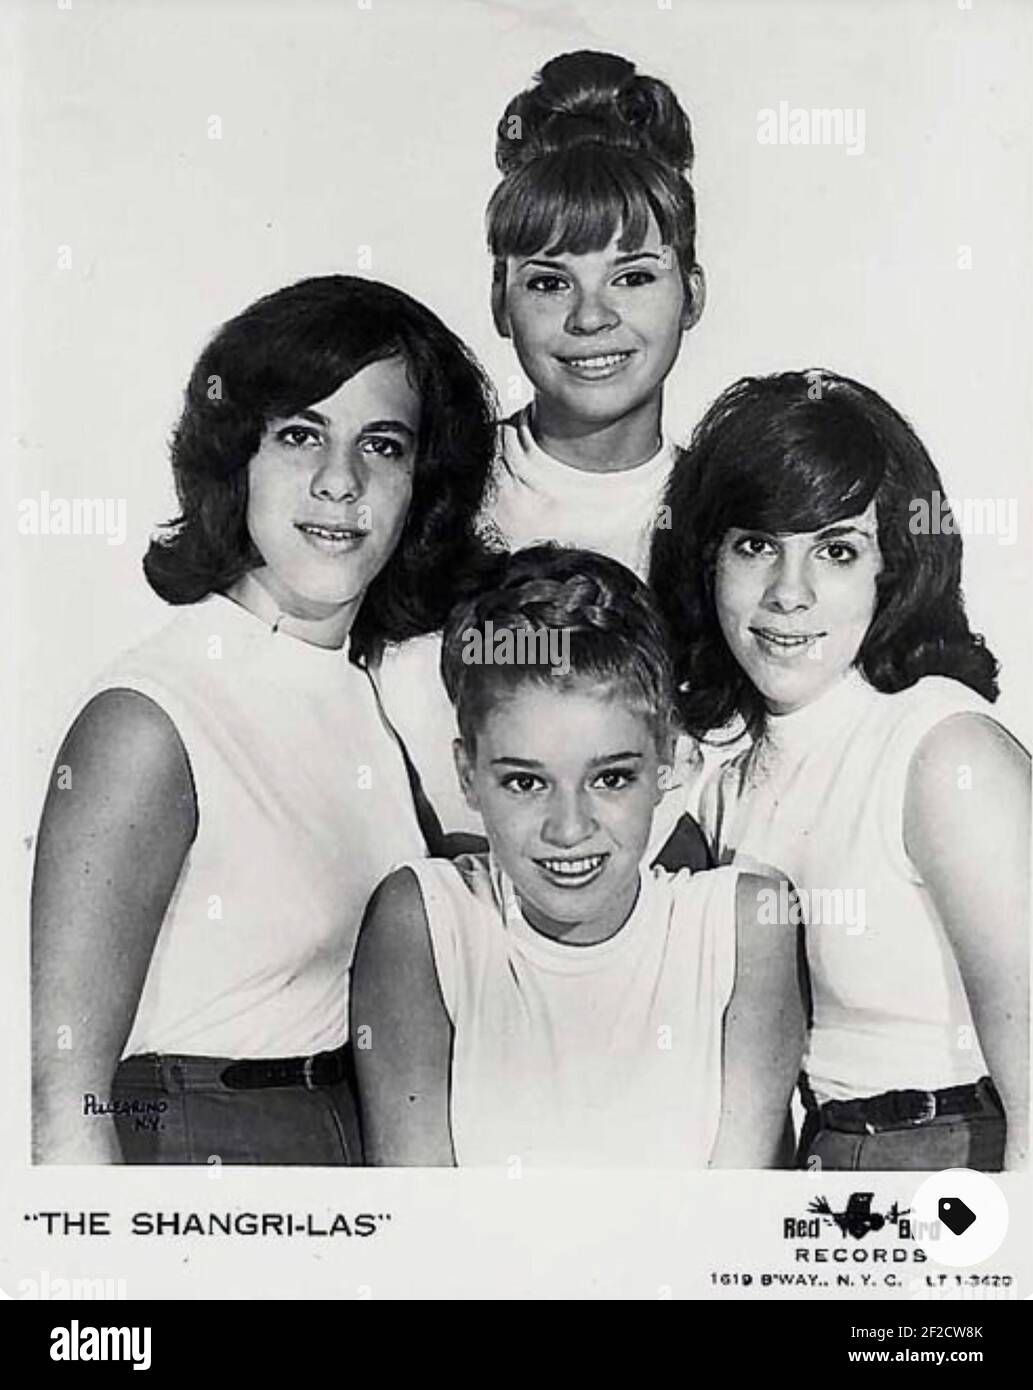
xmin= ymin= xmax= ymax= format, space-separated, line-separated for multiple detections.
xmin=709 ymin=873 xmax=806 ymax=1169
xmin=903 ymin=714 xmax=1030 ymax=1169
xmin=31 ymin=689 xmax=196 ymax=1163
xmin=350 ymin=868 xmax=455 ymax=1166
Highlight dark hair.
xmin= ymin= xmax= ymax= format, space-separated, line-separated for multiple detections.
xmin=650 ymin=370 xmax=999 ymax=741
xmin=144 ymin=275 xmax=497 ymax=658
xmin=441 ymin=544 xmax=676 ymax=750
xmin=487 ymin=51 xmax=700 ymax=295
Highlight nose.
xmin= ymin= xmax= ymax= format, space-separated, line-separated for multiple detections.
xmin=310 ymin=444 xmax=363 ymax=504
xmin=564 ymin=284 xmax=619 ymax=337
xmin=541 ymin=786 xmax=597 ymax=850
xmin=762 ymin=552 xmax=816 ymax=613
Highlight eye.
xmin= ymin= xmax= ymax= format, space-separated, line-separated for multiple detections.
xmin=817 ymin=540 xmax=859 ymax=565
xmin=591 ymin=768 xmax=639 ymax=791
xmin=359 ymin=435 xmax=407 ymax=460
xmin=732 ymin=534 xmax=777 ymax=560
xmin=274 ymin=424 xmax=323 ymax=449
xmin=500 ymin=772 xmax=546 ymax=795
xmin=613 ymin=268 xmax=657 ymax=288
xmin=525 ymin=274 xmax=569 ymax=294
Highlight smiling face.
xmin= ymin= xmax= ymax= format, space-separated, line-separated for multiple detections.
xmin=243 ymin=356 xmax=420 ymax=629
xmin=714 ymin=502 xmax=883 ymax=715
xmin=455 ymin=680 xmax=666 ymax=945
xmin=496 ymin=214 xmax=695 ymax=446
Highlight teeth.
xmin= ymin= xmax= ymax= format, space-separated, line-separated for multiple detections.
xmin=563 ymin=353 xmax=630 ymax=368
xmin=756 ymin=631 xmax=817 ymax=647
xmin=299 ymin=525 xmax=360 ymax=540
xmin=540 ymin=855 xmax=604 ymax=876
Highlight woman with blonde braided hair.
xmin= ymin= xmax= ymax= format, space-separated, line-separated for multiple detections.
xmin=352 ymin=546 xmax=804 ymax=1168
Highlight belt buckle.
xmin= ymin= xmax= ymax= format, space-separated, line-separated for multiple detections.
xmin=909 ymin=1090 xmax=938 ymax=1125
xmin=302 ymin=1055 xmax=317 ymax=1091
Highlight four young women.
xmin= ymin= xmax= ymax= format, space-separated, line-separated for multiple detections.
xmin=31 ymin=52 xmax=1029 ymax=1170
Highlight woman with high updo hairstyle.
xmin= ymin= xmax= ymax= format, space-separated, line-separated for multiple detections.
xmin=482 ymin=46 xmax=704 ymax=574
xmin=375 ymin=51 xmax=709 ymax=859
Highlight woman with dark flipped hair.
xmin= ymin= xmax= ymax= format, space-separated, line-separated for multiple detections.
xmin=651 ymin=369 xmax=1029 ymax=1170
xmin=32 ymin=274 xmax=496 ymax=1165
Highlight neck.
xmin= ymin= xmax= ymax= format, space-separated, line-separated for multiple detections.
xmin=530 ymin=395 xmax=664 ymax=474
xmin=227 ymin=570 xmax=356 ymax=650
xmin=517 ymin=874 xmax=641 ymax=947
xmin=762 ymin=667 xmax=865 ymax=727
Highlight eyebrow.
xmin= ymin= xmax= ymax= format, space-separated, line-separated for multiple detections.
xmin=517 ymin=251 xmax=663 ymax=272
xmin=489 ymin=751 xmax=645 ymax=768
xmin=813 ymin=521 xmax=877 ymax=541
xmin=286 ymin=409 xmax=415 ymax=438
xmin=361 ymin=419 xmax=416 ymax=438
xmin=735 ymin=521 xmax=876 ymax=542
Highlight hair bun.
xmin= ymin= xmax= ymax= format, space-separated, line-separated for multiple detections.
xmin=496 ymin=49 xmax=694 ymax=177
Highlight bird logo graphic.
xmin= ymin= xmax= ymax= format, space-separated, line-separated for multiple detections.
xmin=807 ymin=1193 xmax=910 ymax=1240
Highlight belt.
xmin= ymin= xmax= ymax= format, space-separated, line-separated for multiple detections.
xmin=220 ymin=1044 xmax=353 ymax=1092
xmin=812 ymin=1078 xmax=1002 ymax=1135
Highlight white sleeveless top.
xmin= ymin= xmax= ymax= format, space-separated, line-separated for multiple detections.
xmin=83 ymin=594 xmax=425 ymax=1060
xmin=407 ymin=854 xmax=739 ymax=1168
xmin=700 ymin=671 xmax=994 ymax=1103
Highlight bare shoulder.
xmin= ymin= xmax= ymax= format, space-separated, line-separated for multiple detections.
xmin=356 ymin=866 xmax=433 ymax=966
xmin=63 ymin=687 xmax=190 ymax=773
xmin=735 ymin=869 xmax=792 ymax=918
xmin=907 ymin=712 xmax=1030 ymax=810
xmin=362 ymin=866 xmax=427 ymax=930
xmin=34 ymin=689 xmax=197 ymax=911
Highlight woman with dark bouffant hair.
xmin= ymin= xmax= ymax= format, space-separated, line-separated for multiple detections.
xmin=651 ymin=369 xmax=1030 ymax=1171
xmin=378 ymin=48 xmax=710 ymax=860
xmin=31 ymin=274 xmax=496 ymax=1166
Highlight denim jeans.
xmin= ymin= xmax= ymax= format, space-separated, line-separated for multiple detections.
xmin=111 ymin=1049 xmax=362 ymax=1165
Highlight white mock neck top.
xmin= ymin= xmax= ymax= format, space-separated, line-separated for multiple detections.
xmin=406 ymin=852 xmax=739 ymax=1167
xmin=83 ymin=592 xmax=426 ymax=1059
xmin=700 ymin=670 xmax=994 ymax=1102
xmin=476 ymin=404 xmax=675 ymax=582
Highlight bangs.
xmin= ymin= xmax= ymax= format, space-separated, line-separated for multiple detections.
xmin=216 ymin=284 xmax=418 ymax=422
xmin=487 ymin=145 xmax=690 ymax=261
xmin=251 ymin=335 xmax=404 ymax=423
xmin=706 ymin=400 xmax=885 ymax=537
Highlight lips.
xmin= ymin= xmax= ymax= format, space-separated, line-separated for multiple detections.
xmin=295 ymin=521 xmax=367 ymax=552
xmin=555 ymin=350 xmax=635 ymax=380
xmin=750 ymin=627 xmax=825 ymax=655
xmin=533 ymin=852 xmax=609 ymax=888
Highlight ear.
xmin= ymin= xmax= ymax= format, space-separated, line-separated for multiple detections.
xmin=490 ymin=261 xmax=511 ymax=339
xmin=654 ymin=731 xmax=678 ymax=805
xmin=680 ymin=265 xmax=706 ymax=332
xmin=453 ymin=737 xmax=481 ymax=812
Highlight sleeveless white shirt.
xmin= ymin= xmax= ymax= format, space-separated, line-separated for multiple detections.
xmin=700 ymin=671 xmax=994 ymax=1102
xmin=406 ymin=854 xmax=739 ymax=1167
xmin=82 ymin=594 xmax=425 ymax=1060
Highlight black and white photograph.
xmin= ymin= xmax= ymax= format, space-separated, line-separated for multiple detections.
xmin=6 ymin=0 xmax=1032 ymax=1317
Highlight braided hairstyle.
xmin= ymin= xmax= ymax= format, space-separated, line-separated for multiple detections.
xmin=487 ymin=50 xmax=700 ymax=297
xmin=441 ymin=544 xmax=676 ymax=750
